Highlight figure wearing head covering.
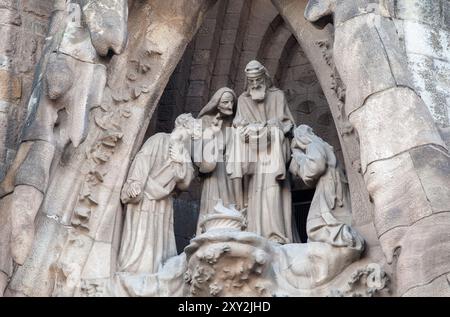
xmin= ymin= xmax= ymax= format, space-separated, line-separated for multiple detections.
xmin=226 ymin=60 xmax=295 ymax=244
xmin=194 ymin=88 xmax=243 ymax=235
xmin=118 ymin=113 xmax=198 ymax=274
xmin=289 ymin=124 xmax=361 ymax=248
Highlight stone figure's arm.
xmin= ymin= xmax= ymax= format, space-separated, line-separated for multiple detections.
xmin=121 ymin=151 xmax=148 ymax=204
xmin=268 ymin=92 xmax=295 ymax=135
xmin=168 ymin=141 xmax=194 ymax=191
xmin=291 ymin=144 xmax=327 ymax=186
xmin=175 ymin=160 xmax=195 ymax=191
xmin=281 ymin=92 xmax=295 ymax=134
xmin=121 ymin=180 xmax=143 ymax=204
xmin=194 ymin=117 xmax=223 ymax=173
xmin=195 ymin=136 xmax=218 ymax=173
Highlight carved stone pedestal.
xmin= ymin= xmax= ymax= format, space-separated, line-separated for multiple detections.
xmin=185 ymin=230 xmax=274 ymax=297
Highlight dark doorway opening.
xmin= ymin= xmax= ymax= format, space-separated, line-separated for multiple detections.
xmin=292 ymin=189 xmax=315 ymax=243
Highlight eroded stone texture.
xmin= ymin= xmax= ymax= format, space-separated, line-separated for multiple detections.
xmin=350 ymin=87 xmax=445 ymax=172
xmin=398 ymin=1 xmax=450 ymax=127
xmin=333 ymin=15 xmax=414 ymax=116
xmin=303 ymin=0 xmax=450 ymax=297
xmin=80 ymin=0 xmax=128 ymax=56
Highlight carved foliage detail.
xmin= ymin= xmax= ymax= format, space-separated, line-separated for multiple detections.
xmin=316 ymin=39 xmax=353 ymax=136
xmin=70 ymin=94 xmax=131 ymax=231
xmin=329 ymin=263 xmax=390 ymax=297
xmin=185 ymin=242 xmax=271 ymax=297
xmin=111 ymin=39 xmax=163 ymax=102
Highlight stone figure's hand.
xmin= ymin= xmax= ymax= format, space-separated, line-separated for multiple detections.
xmin=204 ymin=114 xmax=223 ymax=139
xmin=210 ymin=113 xmax=223 ymax=134
xmin=169 ymin=142 xmax=186 ymax=164
xmin=127 ymin=181 xmax=142 ymax=198
xmin=238 ymin=125 xmax=250 ymax=143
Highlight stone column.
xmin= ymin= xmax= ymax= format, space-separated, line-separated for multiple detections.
xmin=277 ymin=0 xmax=450 ymax=296
xmin=319 ymin=0 xmax=449 ymax=296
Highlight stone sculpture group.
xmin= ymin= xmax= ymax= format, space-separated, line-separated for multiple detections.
xmin=2 ymin=0 xmax=428 ymax=297
xmin=112 ymin=60 xmax=365 ymax=296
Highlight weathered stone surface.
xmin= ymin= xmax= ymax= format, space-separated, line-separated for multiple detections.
xmin=22 ymin=0 xmax=52 ymax=18
xmin=409 ymin=145 xmax=450 ymax=213
xmin=0 ymin=7 xmax=20 ymax=25
xmin=350 ymin=87 xmax=446 ymax=172
xmin=395 ymin=0 xmax=442 ymax=26
xmin=58 ymin=19 xmax=98 ymax=64
xmin=407 ymin=53 xmax=449 ymax=127
xmin=51 ymin=231 xmax=93 ymax=297
xmin=0 ymin=193 xmax=13 ymax=284
xmin=364 ymin=151 xmax=433 ymax=237
xmin=433 ymin=58 xmax=450 ymax=126
xmin=383 ymin=213 xmax=450 ymax=296
xmin=0 ymin=0 xmax=18 ymax=10
xmin=305 ymin=0 xmax=391 ymax=26
xmin=0 ymin=69 xmax=21 ymax=101
xmin=81 ymin=241 xmax=113 ymax=279
xmin=273 ymin=0 xmax=376 ymax=230
xmin=403 ymin=20 xmax=450 ymax=63
xmin=80 ymin=0 xmax=128 ymax=56
xmin=14 ymin=140 xmax=54 ymax=191
xmin=403 ymin=273 xmax=450 ymax=297
xmin=334 ymin=15 xmax=413 ymax=116
xmin=443 ymin=0 xmax=450 ymax=28
xmin=8 ymin=214 xmax=69 ymax=297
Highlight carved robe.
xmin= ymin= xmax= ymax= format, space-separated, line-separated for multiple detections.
xmin=227 ymin=88 xmax=295 ymax=243
xmin=289 ymin=136 xmax=355 ymax=246
xmin=194 ymin=88 xmax=238 ymax=234
xmin=118 ymin=133 xmax=194 ymax=274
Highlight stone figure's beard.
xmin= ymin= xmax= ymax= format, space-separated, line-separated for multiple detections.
xmin=249 ymin=84 xmax=266 ymax=102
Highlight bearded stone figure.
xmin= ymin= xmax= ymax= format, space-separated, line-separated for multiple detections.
xmin=194 ymin=88 xmax=244 ymax=235
xmin=227 ymin=60 xmax=295 ymax=244
xmin=118 ymin=113 xmax=199 ymax=274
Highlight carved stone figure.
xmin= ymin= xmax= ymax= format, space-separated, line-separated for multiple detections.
xmin=289 ymin=124 xmax=353 ymax=246
xmin=118 ymin=113 xmax=199 ymax=274
xmin=227 ymin=60 xmax=295 ymax=244
xmin=194 ymin=87 xmax=243 ymax=234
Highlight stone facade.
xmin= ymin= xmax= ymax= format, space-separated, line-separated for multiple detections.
xmin=0 ymin=0 xmax=448 ymax=297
